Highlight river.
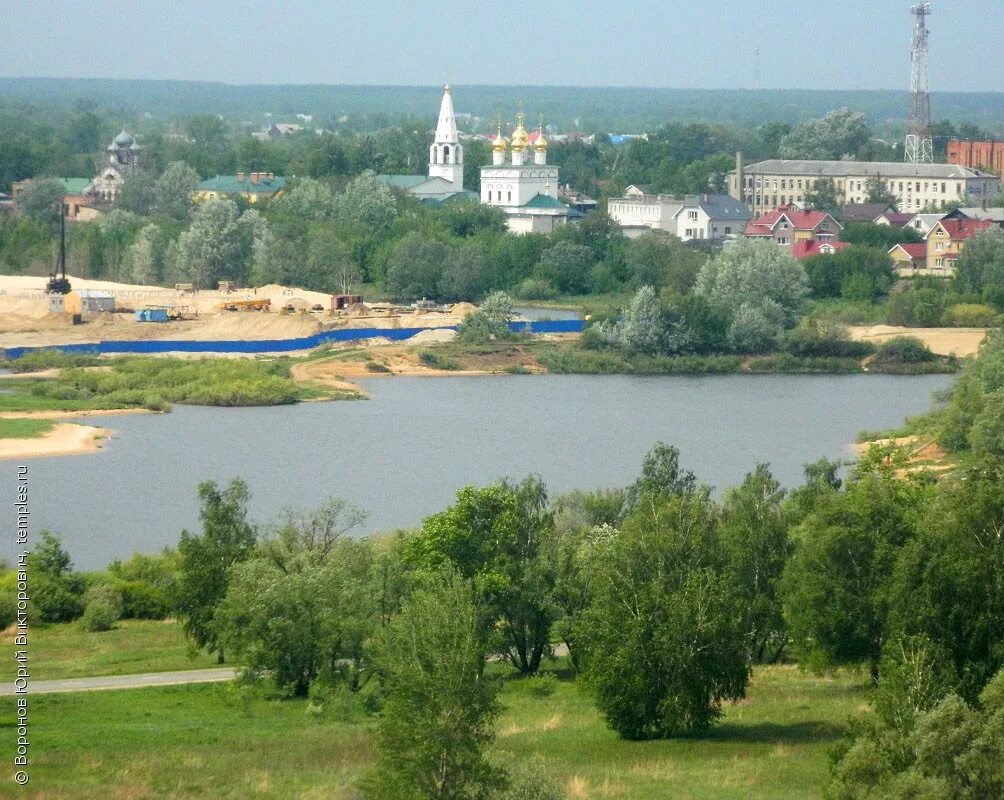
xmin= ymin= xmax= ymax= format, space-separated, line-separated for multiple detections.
xmin=3 ymin=373 xmax=953 ymax=568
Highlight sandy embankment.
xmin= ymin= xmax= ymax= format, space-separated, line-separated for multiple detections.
xmin=0 ymin=423 xmax=109 ymax=461
xmin=848 ymin=325 xmax=989 ymax=357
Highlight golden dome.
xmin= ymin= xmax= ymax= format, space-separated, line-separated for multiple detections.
xmin=534 ymin=131 xmax=548 ymax=151
xmin=510 ymin=115 xmax=529 ymax=151
xmin=491 ymin=124 xmax=508 ymax=152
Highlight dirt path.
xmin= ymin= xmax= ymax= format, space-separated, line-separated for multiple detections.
xmin=0 ymin=423 xmax=109 ymax=460
xmin=848 ymin=325 xmax=988 ymax=357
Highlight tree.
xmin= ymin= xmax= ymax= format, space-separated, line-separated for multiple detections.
xmin=841 ymin=221 xmax=922 ymax=249
xmin=384 ymin=232 xmax=451 ymax=301
xmin=802 ymin=245 xmax=895 ymax=301
xmin=579 ymin=491 xmax=749 ymax=739
xmin=26 ymin=531 xmax=84 ymax=623
xmin=455 ymin=291 xmax=517 ymax=343
xmin=407 ymin=476 xmax=558 ymax=675
xmin=533 ymin=241 xmax=594 ymax=295
xmin=720 ymin=464 xmax=791 ymax=662
xmin=274 ymin=177 xmax=335 ymax=222
xmin=625 ymin=441 xmax=697 ymax=510
xmin=331 ymin=170 xmax=398 ymax=230
xmin=779 ymin=108 xmax=871 ymax=160
xmin=439 ymin=242 xmax=491 ymax=302
xmin=955 ymin=227 xmax=1004 ymax=296
xmin=216 ymin=499 xmax=372 ymax=696
xmin=599 ymin=285 xmax=665 ymax=354
xmin=783 ymin=461 xmax=930 ymax=682
xmin=154 ymin=161 xmax=199 ymax=221
xmin=804 ymin=178 xmax=842 ymax=215
xmin=175 ymin=198 xmax=262 ymax=287
xmin=81 ymin=585 xmax=124 ymax=632
xmin=17 ymin=178 xmax=65 ymax=227
xmin=625 ymin=232 xmax=702 ymax=294
xmin=865 ymin=176 xmax=899 ymax=209
xmin=176 ymin=479 xmax=257 ymax=662
xmin=696 ymin=238 xmax=808 ymax=322
xmin=361 ymin=573 xmax=501 ymax=800
xmin=124 ymin=223 xmax=162 ymax=285
xmin=116 ymin=170 xmax=158 ymax=216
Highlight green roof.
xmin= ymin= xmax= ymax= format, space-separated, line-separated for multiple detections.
xmin=521 ymin=194 xmax=580 ymax=214
xmin=197 ymin=175 xmax=286 ymax=194
xmin=376 ymin=174 xmax=429 ymax=190
xmin=420 ymin=190 xmax=480 ymax=207
xmin=58 ymin=178 xmax=91 ymax=194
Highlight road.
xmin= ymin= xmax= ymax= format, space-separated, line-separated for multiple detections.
xmin=3 ymin=667 xmax=236 ymax=696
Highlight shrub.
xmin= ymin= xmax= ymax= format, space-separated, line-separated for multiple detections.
xmin=365 ymin=361 xmax=392 ymax=373
xmin=514 ymin=278 xmax=557 ymax=301
xmin=9 ymin=350 xmax=102 ymax=373
xmin=969 ymin=391 xmax=1004 ymax=460
xmin=81 ymin=585 xmax=124 ymax=632
xmin=873 ymin=336 xmax=937 ymax=365
xmin=942 ymin=303 xmax=1000 ymax=327
xmin=781 ymin=324 xmax=875 ymax=358
xmin=418 ymin=350 xmax=461 ymax=371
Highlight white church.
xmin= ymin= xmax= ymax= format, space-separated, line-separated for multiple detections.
xmin=379 ymin=86 xmax=580 ymax=233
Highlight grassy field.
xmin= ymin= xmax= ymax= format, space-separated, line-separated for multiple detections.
xmin=0 ymin=418 xmax=53 ymax=438
xmin=0 ymin=664 xmax=866 ymax=799
xmin=1 ymin=619 xmax=215 ymax=681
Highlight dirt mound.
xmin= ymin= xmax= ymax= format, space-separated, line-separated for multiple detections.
xmin=408 ymin=328 xmax=457 ymax=344
xmin=451 ymin=302 xmax=476 ymax=319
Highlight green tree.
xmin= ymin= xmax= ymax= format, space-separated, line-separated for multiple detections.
xmin=802 ymin=245 xmax=895 ymax=300
xmin=361 ymin=573 xmax=501 ymax=800
xmin=331 ymin=170 xmax=399 ymax=230
xmin=598 ymin=285 xmax=665 ymax=354
xmin=533 ymin=241 xmax=594 ymax=295
xmin=154 ymin=161 xmax=200 ymax=221
xmin=579 ymin=491 xmax=749 ymax=739
xmin=779 ymin=108 xmax=871 ymax=160
xmin=17 ymin=178 xmax=65 ymax=227
xmin=124 ymin=223 xmax=163 ymax=285
xmin=407 ymin=476 xmax=558 ymax=675
xmin=384 ymin=232 xmax=451 ymax=301
xmin=26 ymin=531 xmax=84 ymax=623
xmin=841 ymin=221 xmax=922 ymax=249
xmin=274 ymin=177 xmax=335 ymax=222
xmin=216 ymin=499 xmax=373 ymax=696
xmin=720 ymin=464 xmax=791 ymax=662
xmin=439 ymin=242 xmax=491 ymax=302
xmin=176 ymin=479 xmax=257 ymax=662
xmin=116 ymin=170 xmax=158 ymax=216
xmin=955 ymin=227 xmax=1004 ymax=296
xmin=804 ymin=178 xmax=842 ymax=215
xmin=455 ymin=291 xmax=517 ymax=343
xmin=175 ymin=198 xmax=262 ymax=287
xmin=783 ymin=461 xmax=929 ymax=682
xmin=864 ymin=176 xmax=899 ymax=209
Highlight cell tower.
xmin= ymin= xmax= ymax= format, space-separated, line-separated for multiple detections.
xmin=905 ymin=3 xmax=934 ymax=164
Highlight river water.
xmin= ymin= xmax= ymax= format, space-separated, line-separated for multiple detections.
xmin=3 ymin=373 xmax=952 ymax=569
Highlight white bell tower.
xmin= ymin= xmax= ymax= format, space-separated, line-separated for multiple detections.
xmin=428 ymin=85 xmax=464 ymax=190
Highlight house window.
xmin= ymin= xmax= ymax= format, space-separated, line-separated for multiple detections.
xmin=724 ymin=227 xmax=731 ymax=235
xmin=941 ymin=182 xmax=946 ymax=193
xmin=936 ymin=257 xmax=944 ymax=268
xmin=797 ymin=180 xmax=803 ymax=189
xmin=507 ymin=191 xmax=511 ymax=202
xmin=688 ymin=210 xmax=698 ymax=220
xmin=935 ymin=241 xmax=944 ymax=252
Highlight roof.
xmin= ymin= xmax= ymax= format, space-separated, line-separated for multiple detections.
xmin=889 ymin=243 xmax=927 ymax=258
xmin=76 ymin=289 xmax=115 ymax=299
xmin=58 ymin=178 xmax=91 ymax=195
xmin=419 ymin=190 xmax=480 ymax=206
xmin=930 ymin=218 xmax=995 ymax=240
xmin=197 ymin=175 xmax=286 ymax=193
xmin=841 ymin=202 xmax=895 ymax=221
xmin=745 ymin=205 xmax=840 ymax=236
xmin=879 ymin=211 xmax=914 ymax=226
xmin=377 ymin=174 xmax=433 ymax=189
xmin=740 ymin=159 xmax=997 ymax=180
xmin=687 ymin=194 xmax=752 ymax=221
xmin=907 ymin=213 xmax=949 ymax=229
xmin=955 ymin=206 xmax=1004 ymax=223
xmin=791 ymin=240 xmax=850 ymax=260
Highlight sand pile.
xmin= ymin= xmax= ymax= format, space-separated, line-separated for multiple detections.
xmin=409 ymin=328 xmax=457 ymax=344
xmin=451 ymin=302 xmax=476 ymax=318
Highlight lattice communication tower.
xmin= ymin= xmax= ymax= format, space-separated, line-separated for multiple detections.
xmin=905 ymin=3 xmax=934 ymax=164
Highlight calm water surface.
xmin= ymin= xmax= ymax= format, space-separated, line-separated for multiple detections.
xmin=3 ymin=373 xmax=952 ymax=568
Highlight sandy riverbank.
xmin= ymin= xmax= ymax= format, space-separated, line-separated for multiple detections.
xmin=848 ymin=325 xmax=988 ymax=357
xmin=0 ymin=423 xmax=109 ymax=460
xmin=0 ymin=408 xmax=154 ymax=420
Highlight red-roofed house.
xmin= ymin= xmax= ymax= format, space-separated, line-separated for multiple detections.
xmin=888 ymin=242 xmax=928 ymax=274
xmin=925 ymin=218 xmax=994 ymax=273
xmin=744 ymin=205 xmax=842 ymax=248
xmin=791 ymin=240 xmax=850 ymax=260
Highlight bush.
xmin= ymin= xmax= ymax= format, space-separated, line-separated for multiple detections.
xmin=942 ymin=303 xmax=1000 ymax=327
xmin=418 ymin=350 xmax=461 ymax=371
xmin=781 ymin=325 xmax=875 ymax=358
xmin=9 ymin=350 xmax=102 ymax=373
xmin=969 ymin=391 xmax=1004 ymax=459
xmin=365 ymin=361 xmax=392 ymax=373
xmin=514 ymin=278 xmax=557 ymax=301
xmin=81 ymin=585 xmax=124 ymax=632
xmin=873 ymin=336 xmax=937 ymax=365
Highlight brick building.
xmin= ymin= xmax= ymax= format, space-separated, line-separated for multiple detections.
xmin=947 ymin=140 xmax=1004 ymax=180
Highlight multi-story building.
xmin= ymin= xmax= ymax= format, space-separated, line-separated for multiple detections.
xmin=925 ymin=218 xmax=994 ymax=273
xmin=607 ymin=192 xmax=749 ymax=241
xmin=729 ymin=156 xmax=1000 ymax=216
xmin=947 ymin=140 xmax=1004 ymax=179
xmin=744 ymin=205 xmax=842 ymax=248
xmin=607 ymin=192 xmax=683 ymax=237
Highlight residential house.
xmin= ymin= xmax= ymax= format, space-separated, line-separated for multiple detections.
xmin=672 ymin=194 xmax=751 ymax=242
xmin=840 ymin=203 xmax=896 ymax=223
xmin=925 ymin=218 xmax=994 ymax=273
xmin=888 ymin=242 xmax=928 ymax=274
xmin=194 ymin=172 xmax=286 ymax=204
xmin=743 ymin=205 xmax=842 ymax=248
xmin=874 ymin=210 xmax=914 ymax=227
xmin=951 ymin=207 xmax=1004 ymax=229
xmin=791 ymin=240 xmax=850 ymax=261
xmin=904 ymin=213 xmax=950 ymax=236
xmin=607 ymin=192 xmax=683 ymax=237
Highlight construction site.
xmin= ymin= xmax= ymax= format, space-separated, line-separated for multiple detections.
xmin=0 ymin=275 xmax=480 ymax=351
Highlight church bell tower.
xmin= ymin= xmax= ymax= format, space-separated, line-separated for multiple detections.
xmin=428 ymin=85 xmax=464 ymax=191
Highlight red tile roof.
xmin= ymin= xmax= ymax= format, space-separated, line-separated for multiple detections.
xmin=791 ymin=240 xmax=851 ymax=260
xmin=890 ymin=242 xmax=927 ymax=258
xmin=932 ymin=218 xmax=994 ymax=240
xmin=744 ymin=205 xmax=840 ymax=236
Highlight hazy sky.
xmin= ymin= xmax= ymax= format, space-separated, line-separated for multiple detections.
xmin=2 ymin=0 xmax=1002 ymax=91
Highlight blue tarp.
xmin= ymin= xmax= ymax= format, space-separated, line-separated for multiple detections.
xmin=2 ymin=319 xmax=585 ymax=360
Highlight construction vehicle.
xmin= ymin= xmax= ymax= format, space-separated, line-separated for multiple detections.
xmin=218 ymin=298 xmax=271 ymax=312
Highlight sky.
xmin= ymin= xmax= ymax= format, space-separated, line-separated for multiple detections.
xmin=2 ymin=0 xmax=1003 ymax=92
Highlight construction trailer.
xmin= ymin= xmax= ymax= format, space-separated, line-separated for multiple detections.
xmin=62 ymin=290 xmax=115 ymax=314
xmin=135 ymin=308 xmax=170 ymax=323
xmin=218 ymin=298 xmax=271 ymax=312
xmin=332 ymin=294 xmax=363 ymax=311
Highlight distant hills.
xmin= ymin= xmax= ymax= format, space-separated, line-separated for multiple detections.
xmin=2 ymin=77 xmax=1003 ymax=133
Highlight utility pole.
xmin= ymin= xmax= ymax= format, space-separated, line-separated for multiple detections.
xmin=905 ymin=3 xmax=934 ymax=164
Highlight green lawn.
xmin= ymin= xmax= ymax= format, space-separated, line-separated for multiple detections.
xmin=1 ymin=619 xmax=215 ymax=681
xmin=0 ymin=418 xmax=53 ymax=439
xmin=0 ymin=664 xmax=866 ymax=799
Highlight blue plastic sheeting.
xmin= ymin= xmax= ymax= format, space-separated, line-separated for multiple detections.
xmin=2 ymin=319 xmax=585 ymax=360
